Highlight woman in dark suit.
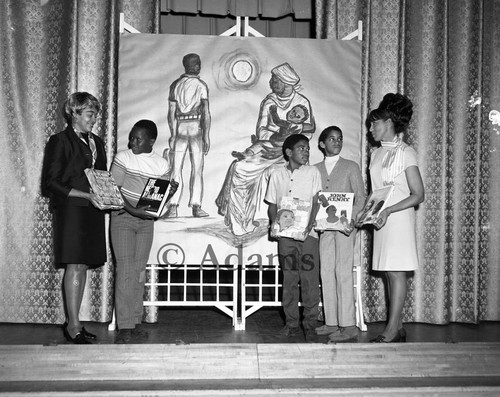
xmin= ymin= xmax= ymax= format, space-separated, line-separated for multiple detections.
xmin=43 ymin=92 xmax=107 ymax=344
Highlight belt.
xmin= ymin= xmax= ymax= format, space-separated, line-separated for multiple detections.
xmin=177 ymin=114 xmax=201 ymax=120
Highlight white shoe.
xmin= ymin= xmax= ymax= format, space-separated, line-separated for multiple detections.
xmin=315 ymin=324 xmax=340 ymax=335
xmin=328 ymin=326 xmax=359 ymax=343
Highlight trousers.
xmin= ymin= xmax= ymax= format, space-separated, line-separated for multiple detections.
xmin=170 ymin=119 xmax=204 ymax=207
xmin=110 ymin=211 xmax=154 ymax=329
xmin=278 ymin=235 xmax=320 ymax=329
xmin=319 ymin=230 xmax=356 ymax=327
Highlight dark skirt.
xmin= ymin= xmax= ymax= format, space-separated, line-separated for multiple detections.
xmin=53 ymin=204 xmax=106 ymax=268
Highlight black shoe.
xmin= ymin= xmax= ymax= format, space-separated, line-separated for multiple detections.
xmin=80 ymin=327 xmax=96 ymax=340
xmin=370 ymin=332 xmax=403 ymax=343
xmin=64 ymin=327 xmax=92 ymax=344
xmin=279 ymin=325 xmax=300 ymax=337
xmin=131 ymin=327 xmax=149 ymax=342
xmin=115 ymin=329 xmax=133 ymax=344
xmin=304 ymin=328 xmax=318 ymax=343
xmin=399 ymin=328 xmax=407 ymax=342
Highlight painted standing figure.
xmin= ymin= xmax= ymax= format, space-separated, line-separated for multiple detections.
xmin=164 ymin=53 xmax=211 ymax=218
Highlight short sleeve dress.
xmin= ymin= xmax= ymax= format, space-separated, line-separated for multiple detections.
xmin=369 ymin=145 xmax=419 ymax=271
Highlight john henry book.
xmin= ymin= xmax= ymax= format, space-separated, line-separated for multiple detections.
xmin=315 ymin=192 xmax=354 ymax=231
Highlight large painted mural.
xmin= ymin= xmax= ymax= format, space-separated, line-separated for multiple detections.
xmin=118 ymin=33 xmax=362 ymax=266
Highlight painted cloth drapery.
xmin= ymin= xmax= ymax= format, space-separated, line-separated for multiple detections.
xmin=117 ymin=33 xmax=362 ymax=267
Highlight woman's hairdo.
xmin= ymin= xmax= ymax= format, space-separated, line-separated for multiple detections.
xmin=63 ymin=92 xmax=100 ymax=125
xmin=367 ymin=93 xmax=413 ymax=134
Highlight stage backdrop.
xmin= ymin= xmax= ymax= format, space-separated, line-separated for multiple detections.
xmin=118 ymin=33 xmax=361 ymax=266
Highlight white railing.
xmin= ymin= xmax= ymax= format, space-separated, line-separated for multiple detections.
xmin=109 ymin=262 xmax=366 ymax=332
xmin=143 ymin=264 xmax=239 ymax=325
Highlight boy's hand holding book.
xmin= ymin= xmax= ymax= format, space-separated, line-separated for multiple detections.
xmin=132 ymin=204 xmax=156 ymax=220
xmin=270 ymin=222 xmax=280 ymax=239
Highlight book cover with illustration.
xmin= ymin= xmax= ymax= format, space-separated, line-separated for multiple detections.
xmin=358 ymin=185 xmax=395 ymax=225
xmin=84 ymin=168 xmax=124 ymax=210
xmin=273 ymin=196 xmax=312 ymax=241
xmin=315 ymin=192 xmax=354 ymax=231
xmin=137 ymin=178 xmax=171 ymax=217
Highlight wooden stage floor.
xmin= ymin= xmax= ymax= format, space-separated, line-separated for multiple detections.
xmin=1 ymin=308 xmax=500 ymax=396
xmin=1 ymin=342 xmax=500 ymax=396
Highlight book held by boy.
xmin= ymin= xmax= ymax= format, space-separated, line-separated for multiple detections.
xmin=272 ymin=196 xmax=312 ymax=241
xmin=315 ymin=192 xmax=354 ymax=231
xmin=84 ymin=168 xmax=124 ymax=210
xmin=358 ymin=185 xmax=395 ymax=225
xmin=136 ymin=178 xmax=172 ymax=217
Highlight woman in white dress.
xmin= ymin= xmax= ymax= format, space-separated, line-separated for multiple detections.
xmin=360 ymin=93 xmax=425 ymax=343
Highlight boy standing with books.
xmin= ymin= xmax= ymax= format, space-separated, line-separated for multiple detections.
xmin=314 ymin=126 xmax=365 ymax=342
xmin=265 ymin=134 xmax=322 ymax=339
xmin=110 ymin=120 xmax=177 ymax=343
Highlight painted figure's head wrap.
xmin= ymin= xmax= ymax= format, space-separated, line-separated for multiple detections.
xmin=272 ymin=63 xmax=300 ymax=86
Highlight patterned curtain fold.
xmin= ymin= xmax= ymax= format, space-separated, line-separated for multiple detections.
xmin=0 ymin=0 xmax=76 ymax=324
xmin=316 ymin=0 xmax=500 ymax=324
xmin=482 ymin=0 xmax=500 ymax=319
xmin=123 ymin=0 xmax=161 ymax=33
